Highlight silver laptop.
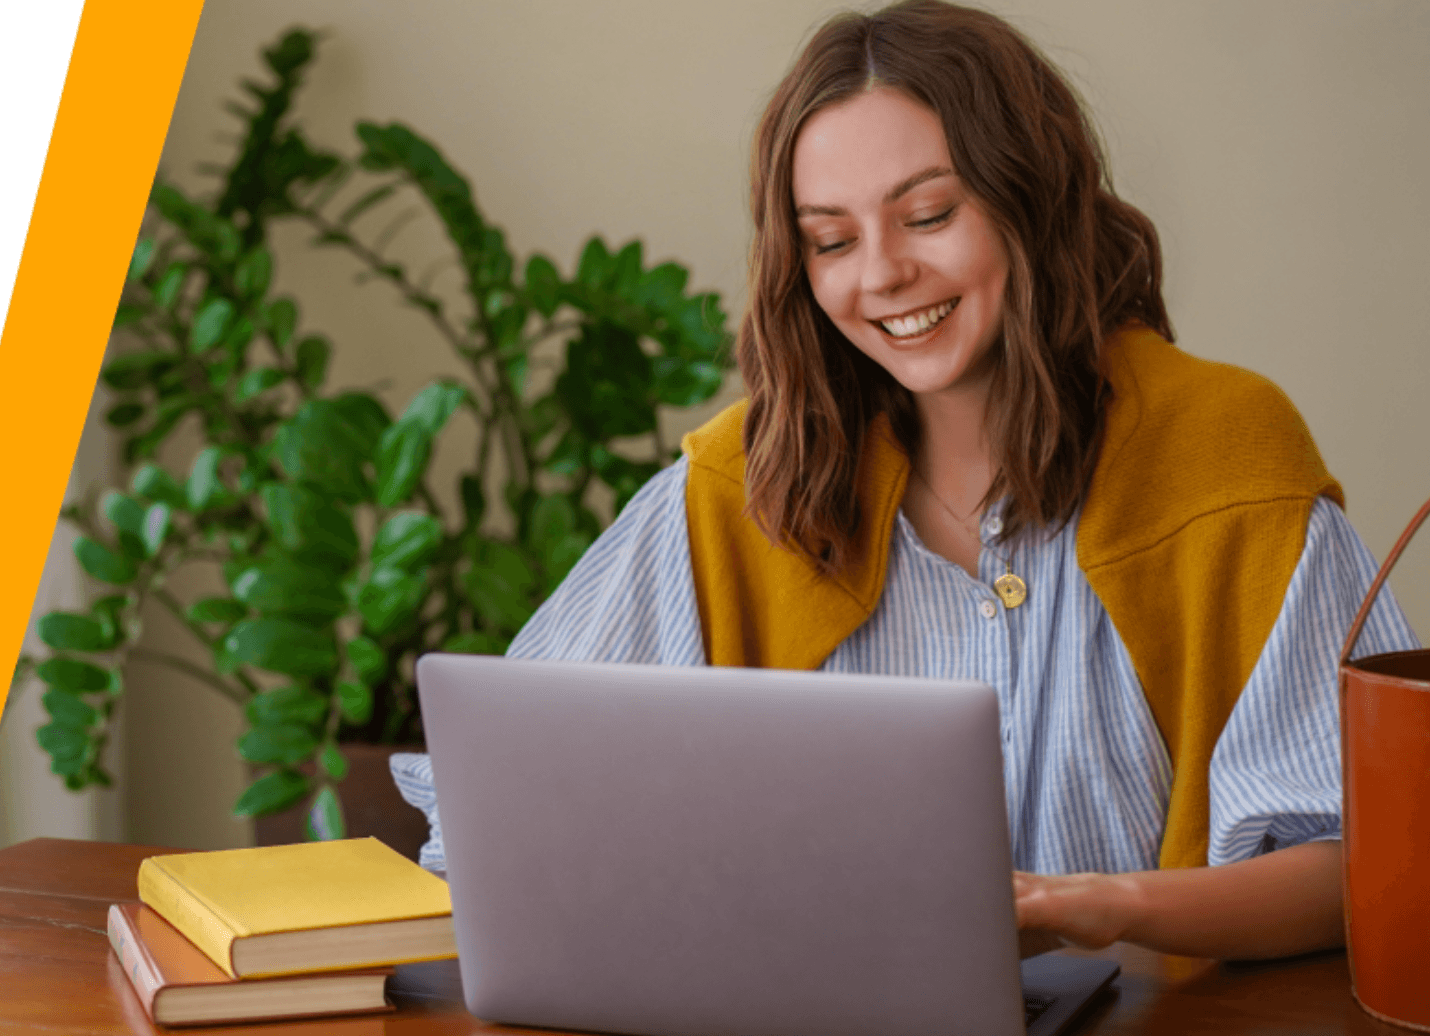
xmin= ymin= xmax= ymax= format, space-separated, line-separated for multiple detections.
xmin=417 ymin=655 xmax=1118 ymax=1036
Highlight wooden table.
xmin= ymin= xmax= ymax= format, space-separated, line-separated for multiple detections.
xmin=0 ymin=838 xmax=1403 ymax=1035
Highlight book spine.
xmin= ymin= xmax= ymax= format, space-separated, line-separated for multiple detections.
xmin=137 ymin=859 xmax=240 ymax=978
xmin=106 ymin=905 xmax=160 ymax=1021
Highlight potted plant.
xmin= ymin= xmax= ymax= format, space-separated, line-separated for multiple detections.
xmin=12 ymin=28 xmax=731 ymax=850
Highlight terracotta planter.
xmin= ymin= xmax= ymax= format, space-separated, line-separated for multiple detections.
xmin=252 ymin=743 xmax=430 ymax=862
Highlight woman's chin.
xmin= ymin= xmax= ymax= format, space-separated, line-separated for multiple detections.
xmin=884 ymin=361 xmax=988 ymax=398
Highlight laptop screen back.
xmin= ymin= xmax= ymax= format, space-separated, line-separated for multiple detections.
xmin=417 ymin=655 xmax=1026 ymax=1036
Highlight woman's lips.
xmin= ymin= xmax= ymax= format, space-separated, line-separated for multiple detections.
xmin=872 ymin=297 xmax=958 ymax=341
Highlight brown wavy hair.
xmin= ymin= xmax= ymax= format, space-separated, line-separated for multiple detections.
xmin=738 ymin=0 xmax=1172 ymax=571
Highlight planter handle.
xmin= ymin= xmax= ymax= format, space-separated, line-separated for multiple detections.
xmin=1340 ymin=495 xmax=1430 ymax=667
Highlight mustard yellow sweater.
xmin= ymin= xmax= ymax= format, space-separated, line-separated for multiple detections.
xmin=681 ymin=327 xmax=1341 ymax=869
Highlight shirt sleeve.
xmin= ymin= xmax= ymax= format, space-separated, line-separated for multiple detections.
xmin=1207 ymin=495 xmax=1421 ymax=865
xmin=506 ymin=456 xmax=705 ymax=665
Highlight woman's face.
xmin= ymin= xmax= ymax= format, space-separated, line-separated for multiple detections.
xmin=792 ymin=88 xmax=1009 ymax=398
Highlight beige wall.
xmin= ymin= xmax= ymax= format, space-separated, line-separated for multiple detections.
xmin=7 ymin=1 xmax=1427 ymax=848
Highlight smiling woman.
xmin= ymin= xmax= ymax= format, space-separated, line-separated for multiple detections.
xmin=497 ymin=0 xmax=1422 ymax=964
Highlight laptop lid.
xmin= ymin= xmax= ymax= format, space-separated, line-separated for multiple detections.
xmin=417 ymin=655 xmax=1027 ymax=1036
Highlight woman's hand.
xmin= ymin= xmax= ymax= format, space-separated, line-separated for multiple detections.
xmin=1014 ymin=871 xmax=1141 ymax=953
xmin=1012 ymin=840 xmax=1345 ymax=961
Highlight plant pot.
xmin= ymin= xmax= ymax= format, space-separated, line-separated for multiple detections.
xmin=252 ymin=743 xmax=430 ymax=862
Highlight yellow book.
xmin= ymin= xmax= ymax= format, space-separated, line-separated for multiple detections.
xmin=136 ymin=837 xmax=456 ymax=979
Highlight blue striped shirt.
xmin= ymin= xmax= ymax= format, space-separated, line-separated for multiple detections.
xmin=394 ymin=457 xmax=1418 ymax=874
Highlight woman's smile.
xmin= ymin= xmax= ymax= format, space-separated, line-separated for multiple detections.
xmin=872 ymin=297 xmax=957 ymax=340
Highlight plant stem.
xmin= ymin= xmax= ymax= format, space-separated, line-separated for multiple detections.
xmin=294 ymin=205 xmax=497 ymax=413
xmin=151 ymin=588 xmax=261 ymax=696
xmin=152 ymin=589 xmax=212 ymax=647
xmin=129 ymin=647 xmax=248 ymax=705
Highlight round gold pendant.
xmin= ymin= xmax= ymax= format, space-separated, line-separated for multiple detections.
xmin=994 ymin=572 xmax=1027 ymax=609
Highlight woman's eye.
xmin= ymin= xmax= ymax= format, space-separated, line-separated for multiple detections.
xmin=909 ymin=206 xmax=955 ymax=229
xmin=812 ymin=238 xmax=851 ymax=255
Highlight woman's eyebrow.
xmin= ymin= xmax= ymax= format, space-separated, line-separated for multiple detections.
xmin=884 ymin=165 xmax=955 ymax=203
xmin=794 ymin=166 xmax=956 ymax=218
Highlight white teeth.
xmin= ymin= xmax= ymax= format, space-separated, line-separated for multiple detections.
xmin=880 ymin=300 xmax=953 ymax=338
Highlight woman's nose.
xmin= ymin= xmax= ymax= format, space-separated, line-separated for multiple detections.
xmin=860 ymin=231 xmax=915 ymax=296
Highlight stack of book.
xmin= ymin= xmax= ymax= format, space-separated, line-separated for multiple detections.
xmin=107 ymin=836 xmax=458 ymax=1027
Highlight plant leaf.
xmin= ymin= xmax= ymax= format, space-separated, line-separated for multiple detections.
xmin=187 ymin=446 xmax=227 ymax=510
xmin=344 ymin=636 xmax=386 ymax=684
xmin=223 ymin=618 xmax=337 ymax=677
xmin=400 ymin=382 xmax=466 ymax=435
xmin=188 ymin=596 xmax=249 ymax=624
xmin=234 ymin=366 xmax=285 ymax=402
xmin=36 ymin=657 xmax=111 ymax=692
xmin=527 ymin=494 xmax=576 ymax=556
xmin=611 ymin=239 xmax=643 ymax=296
xmin=238 ymin=722 xmax=319 ymax=765
xmin=190 ymin=298 xmax=235 ymax=351
xmin=652 ymin=356 xmax=724 ymax=407
xmin=371 ymin=512 xmax=443 ymax=571
xmin=259 ymin=482 xmax=359 ymax=570
xmin=101 ymin=350 xmax=176 ymax=391
xmin=336 ymin=680 xmax=373 ymax=724
xmin=132 ymin=464 xmax=187 ymax=509
xmin=294 ymin=335 xmax=330 ymax=390
xmin=523 ymin=254 xmax=560 ymax=318
xmin=38 ymin=613 xmax=108 ymax=653
xmin=153 ymin=262 xmax=187 ymax=310
xmin=231 ymin=559 xmax=348 ymax=622
xmin=557 ymin=321 xmax=656 ymax=439
xmin=466 ymin=540 xmax=537 ymax=631
xmin=273 ymin=399 xmax=376 ymax=503
xmin=37 ymin=721 xmax=91 ymax=776
xmin=442 ymin=630 xmax=507 ymax=655
xmin=89 ymin=596 xmax=127 ymax=649
xmin=128 ymin=237 xmax=156 ymax=282
xmin=106 ymin=402 xmax=145 ymax=428
xmin=267 ymin=297 xmax=298 ymax=348
xmin=74 ymin=537 xmax=138 ymax=585
xmin=374 ymin=420 xmax=431 ymax=507
xmin=246 ymin=685 xmax=328 ymax=727
xmin=306 ymin=785 xmax=345 ymax=840
xmin=233 ymin=769 xmax=308 ymax=817
xmin=234 ymin=247 xmax=273 ymax=300
xmin=42 ymin=689 xmax=98 ymax=728
xmin=142 ymin=503 xmax=171 ymax=557
xmin=356 ymin=567 xmax=426 ymax=635
xmin=319 ymin=743 xmax=349 ymax=780
xmin=577 ymin=236 xmax=611 ymax=289
xmin=632 ymin=261 xmax=688 ymax=309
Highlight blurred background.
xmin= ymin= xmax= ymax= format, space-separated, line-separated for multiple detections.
xmin=3 ymin=0 xmax=1427 ymax=851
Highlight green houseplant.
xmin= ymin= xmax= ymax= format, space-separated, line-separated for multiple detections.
xmin=13 ymin=29 xmax=731 ymax=838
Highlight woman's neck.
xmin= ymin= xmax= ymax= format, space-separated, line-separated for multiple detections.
xmin=901 ymin=378 xmax=996 ymax=578
xmin=913 ymin=379 xmax=995 ymax=516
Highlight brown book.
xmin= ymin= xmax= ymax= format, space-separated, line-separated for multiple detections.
xmin=107 ymin=902 xmax=394 ymax=1026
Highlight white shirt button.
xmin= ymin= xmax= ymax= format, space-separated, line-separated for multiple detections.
xmin=979 ymin=599 xmax=997 ymax=619
xmin=984 ymin=515 xmax=1003 ymax=536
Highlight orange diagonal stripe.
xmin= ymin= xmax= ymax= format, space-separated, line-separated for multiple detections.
xmin=0 ymin=1 xmax=204 ymax=718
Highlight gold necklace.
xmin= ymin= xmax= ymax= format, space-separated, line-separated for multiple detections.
xmin=911 ymin=468 xmax=1028 ymax=609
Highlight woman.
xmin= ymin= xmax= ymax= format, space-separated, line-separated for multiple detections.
xmin=492 ymin=1 xmax=1416 ymax=958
